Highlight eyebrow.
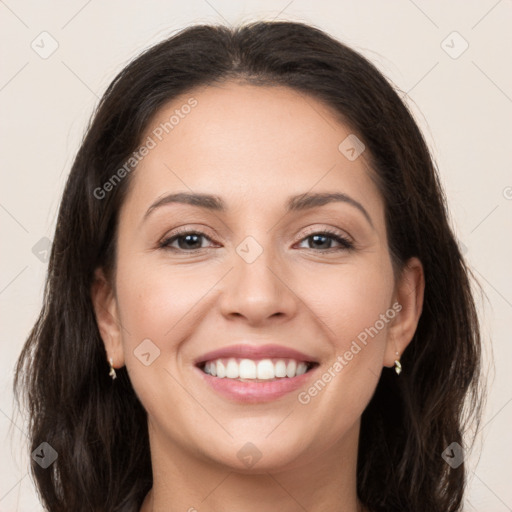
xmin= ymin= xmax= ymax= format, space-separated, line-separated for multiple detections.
xmin=143 ymin=191 xmax=374 ymax=228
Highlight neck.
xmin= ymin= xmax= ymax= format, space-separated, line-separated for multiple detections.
xmin=140 ymin=418 xmax=365 ymax=512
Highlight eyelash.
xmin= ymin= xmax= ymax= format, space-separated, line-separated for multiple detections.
xmin=158 ymin=227 xmax=354 ymax=253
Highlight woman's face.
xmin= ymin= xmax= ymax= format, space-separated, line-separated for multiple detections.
xmin=95 ymin=82 xmax=422 ymax=472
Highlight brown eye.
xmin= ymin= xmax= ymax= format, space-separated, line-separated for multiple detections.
xmin=297 ymin=230 xmax=354 ymax=251
xmin=159 ymin=231 xmax=214 ymax=251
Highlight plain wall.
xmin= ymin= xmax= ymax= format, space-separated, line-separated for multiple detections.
xmin=1 ymin=1 xmax=511 ymax=510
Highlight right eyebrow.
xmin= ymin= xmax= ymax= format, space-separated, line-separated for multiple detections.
xmin=143 ymin=192 xmax=225 ymax=221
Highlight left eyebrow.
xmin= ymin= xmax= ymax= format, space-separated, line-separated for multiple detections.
xmin=142 ymin=191 xmax=374 ymax=229
xmin=286 ymin=192 xmax=374 ymax=228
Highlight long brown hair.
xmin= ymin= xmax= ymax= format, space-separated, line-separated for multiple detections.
xmin=14 ymin=21 xmax=485 ymax=511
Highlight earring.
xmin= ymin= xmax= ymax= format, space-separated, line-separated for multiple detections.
xmin=108 ymin=358 xmax=117 ymax=380
xmin=394 ymin=351 xmax=402 ymax=375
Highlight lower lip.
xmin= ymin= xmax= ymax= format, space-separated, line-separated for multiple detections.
xmin=195 ymin=365 xmax=318 ymax=403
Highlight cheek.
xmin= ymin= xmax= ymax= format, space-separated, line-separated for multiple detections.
xmin=113 ymin=262 xmax=198 ymax=419
xmin=112 ymin=249 xmax=192 ymax=383
xmin=300 ymin=259 xmax=394 ymax=349
xmin=296 ymin=267 xmax=394 ymax=420
xmin=115 ymin=263 xmax=198 ymax=344
xmin=320 ymin=267 xmax=394 ymax=395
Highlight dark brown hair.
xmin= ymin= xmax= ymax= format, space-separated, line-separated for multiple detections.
xmin=14 ymin=20 xmax=485 ymax=511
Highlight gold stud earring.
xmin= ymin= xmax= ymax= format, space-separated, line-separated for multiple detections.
xmin=109 ymin=358 xmax=117 ymax=380
xmin=394 ymin=351 xmax=402 ymax=375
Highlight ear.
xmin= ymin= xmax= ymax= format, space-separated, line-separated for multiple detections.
xmin=384 ymin=257 xmax=425 ymax=368
xmin=90 ymin=267 xmax=125 ymax=368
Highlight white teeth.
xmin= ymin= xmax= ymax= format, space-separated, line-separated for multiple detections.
xmin=286 ymin=360 xmax=297 ymax=378
xmin=275 ymin=360 xmax=287 ymax=378
xmin=239 ymin=359 xmax=257 ymax=379
xmin=202 ymin=358 xmax=313 ymax=379
xmin=216 ymin=360 xmax=226 ymax=378
xmin=296 ymin=362 xmax=308 ymax=375
xmin=257 ymin=359 xmax=275 ymax=380
xmin=226 ymin=358 xmax=239 ymax=378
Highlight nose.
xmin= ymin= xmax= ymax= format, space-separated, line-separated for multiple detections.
xmin=217 ymin=240 xmax=298 ymax=326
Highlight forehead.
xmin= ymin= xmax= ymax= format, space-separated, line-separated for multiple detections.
xmin=120 ymin=82 xmax=384 ymax=226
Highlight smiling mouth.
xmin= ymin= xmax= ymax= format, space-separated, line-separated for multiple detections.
xmin=197 ymin=357 xmax=318 ymax=381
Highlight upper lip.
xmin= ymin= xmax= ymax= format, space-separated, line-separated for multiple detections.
xmin=194 ymin=344 xmax=319 ymax=366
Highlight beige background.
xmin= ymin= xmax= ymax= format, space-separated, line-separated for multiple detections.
xmin=1 ymin=1 xmax=511 ymax=510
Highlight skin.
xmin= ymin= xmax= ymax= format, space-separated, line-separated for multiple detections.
xmin=92 ymin=82 xmax=424 ymax=512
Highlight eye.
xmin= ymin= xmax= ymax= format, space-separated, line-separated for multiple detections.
xmin=159 ymin=229 xmax=215 ymax=252
xmin=159 ymin=228 xmax=354 ymax=253
xmin=296 ymin=229 xmax=354 ymax=252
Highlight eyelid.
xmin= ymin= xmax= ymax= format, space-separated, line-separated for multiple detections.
xmin=159 ymin=224 xmax=215 ymax=240
xmin=298 ymin=224 xmax=354 ymax=244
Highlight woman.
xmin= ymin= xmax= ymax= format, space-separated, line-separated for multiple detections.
xmin=14 ymin=20 xmax=485 ymax=512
